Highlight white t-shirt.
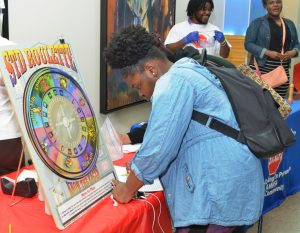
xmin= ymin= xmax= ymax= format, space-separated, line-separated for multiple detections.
xmin=0 ymin=37 xmax=21 ymax=140
xmin=164 ymin=20 xmax=221 ymax=56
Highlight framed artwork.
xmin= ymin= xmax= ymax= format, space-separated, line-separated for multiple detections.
xmin=100 ymin=0 xmax=176 ymax=113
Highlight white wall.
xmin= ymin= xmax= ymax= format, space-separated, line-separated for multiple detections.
xmin=175 ymin=0 xmax=189 ymax=23
xmin=9 ymin=0 xmax=151 ymax=133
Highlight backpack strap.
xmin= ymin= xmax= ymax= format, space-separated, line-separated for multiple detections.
xmin=192 ymin=110 xmax=246 ymax=144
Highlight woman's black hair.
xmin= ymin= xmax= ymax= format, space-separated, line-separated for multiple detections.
xmin=104 ymin=25 xmax=167 ymax=76
xmin=186 ymin=0 xmax=214 ymax=18
xmin=262 ymin=0 xmax=267 ymax=8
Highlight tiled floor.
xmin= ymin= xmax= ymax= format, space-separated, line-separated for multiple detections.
xmin=248 ymin=191 xmax=300 ymax=233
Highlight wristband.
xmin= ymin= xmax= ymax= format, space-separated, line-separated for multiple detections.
xmin=220 ymin=39 xmax=227 ymax=46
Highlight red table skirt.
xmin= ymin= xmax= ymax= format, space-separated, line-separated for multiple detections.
xmin=0 ymin=153 xmax=173 ymax=233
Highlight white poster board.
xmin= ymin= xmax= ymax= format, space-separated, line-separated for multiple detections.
xmin=0 ymin=41 xmax=116 ymax=229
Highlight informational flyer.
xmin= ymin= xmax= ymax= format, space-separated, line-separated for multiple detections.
xmin=0 ymin=41 xmax=116 ymax=229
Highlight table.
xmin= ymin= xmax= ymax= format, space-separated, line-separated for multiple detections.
xmin=0 ymin=153 xmax=173 ymax=233
xmin=261 ymin=100 xmax=300 ymax=214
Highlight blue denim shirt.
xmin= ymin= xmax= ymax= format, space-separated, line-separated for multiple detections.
xmin=245 ymin=15 xmax=300 ymax=67
xmin=131 ymin=58 xmax=264 ymax=227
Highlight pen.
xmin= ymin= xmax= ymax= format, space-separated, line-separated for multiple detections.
xmin=8 ymin=224 xmax=12 ymax=233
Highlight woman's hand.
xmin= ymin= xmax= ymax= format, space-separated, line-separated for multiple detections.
xmin=282 ymin=50 xmax=298 ymax=61
xmin=112 ymin=179 xmax=135 ymax=204
xmin=112 ymin=169 xmax=144 ymax=204
xmin=265 ymin=50 xmax=285 ymax=60
xmin=118 ymin=133 xmax=132 ymax=145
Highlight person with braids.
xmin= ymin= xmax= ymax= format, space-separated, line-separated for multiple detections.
xmin=117 ymin=32 xmax=173 ymax=145
xmin=105 ymin=25 xmax=264 ymax=233
xmin=245 ymin=0 xmax=299 ymax=98
xmin=165 ymin=0 xmax=230 ymax=58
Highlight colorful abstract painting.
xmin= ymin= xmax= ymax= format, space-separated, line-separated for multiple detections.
xmin=100 ymin=0 xmax=176 ymax=113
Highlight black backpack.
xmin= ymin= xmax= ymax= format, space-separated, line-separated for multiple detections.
xmin=191 ymin=50 xmax=296 ymax=159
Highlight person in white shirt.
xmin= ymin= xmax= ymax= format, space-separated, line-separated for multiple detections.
xmin=165 ymin=0 xmax=230 ymax=58
xmin=0 ymin=37 xmax=24 ymax=175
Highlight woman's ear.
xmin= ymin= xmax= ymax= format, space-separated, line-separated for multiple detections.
xmin=144 ymin=62 xmax=158 ymax=77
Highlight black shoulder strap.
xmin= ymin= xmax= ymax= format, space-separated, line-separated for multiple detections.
xmin=192 ymin=110 xmax=246 ymax=144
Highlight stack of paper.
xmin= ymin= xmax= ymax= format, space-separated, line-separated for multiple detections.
xmin=114 ymin=165 xmax=163 ymax=192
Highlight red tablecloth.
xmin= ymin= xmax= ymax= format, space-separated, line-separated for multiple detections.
xmin=0 ymin=153 xmax=173 ymax=233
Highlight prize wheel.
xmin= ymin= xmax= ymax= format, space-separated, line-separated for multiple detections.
xmin=23 ymin=67 xmax=99 ymax=180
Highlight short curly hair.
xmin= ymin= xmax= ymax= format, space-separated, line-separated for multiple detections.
xmin=262 ymin=0 xmax=283 ymax=8
xmin=104 ymin=25 xmax=167 ymax=76
xmin=186 ymin=0 xmax=214 ymax=18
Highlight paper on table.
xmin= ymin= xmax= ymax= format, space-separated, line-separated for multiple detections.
xmin=122 ymin=144 xmax=141 ymax=153
xmin=114 ymin=165 xmax=163 ymax=192
xmin=17 ymin=170 xmax=38 ymax=182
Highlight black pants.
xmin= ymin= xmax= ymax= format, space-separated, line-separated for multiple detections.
xmin=0 ymin=137 xmax=25 ymax=175
xmin=177 ymin=225 xmax=248 ymax=233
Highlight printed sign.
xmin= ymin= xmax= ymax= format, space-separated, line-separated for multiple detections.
xmin=0 ymin=41 xmax=116 ymax=229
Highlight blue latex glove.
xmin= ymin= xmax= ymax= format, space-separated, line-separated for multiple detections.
xmin=183 ymin=31 xmax=199 ymax=45
xmin=214 ymin=30 xmax=225 ymax=43
xmin=130 ymin=121 xmax=148 ymax=133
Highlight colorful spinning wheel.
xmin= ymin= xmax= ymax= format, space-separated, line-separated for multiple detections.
xmin=23 ymin=67 xmax=98 ymax=180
